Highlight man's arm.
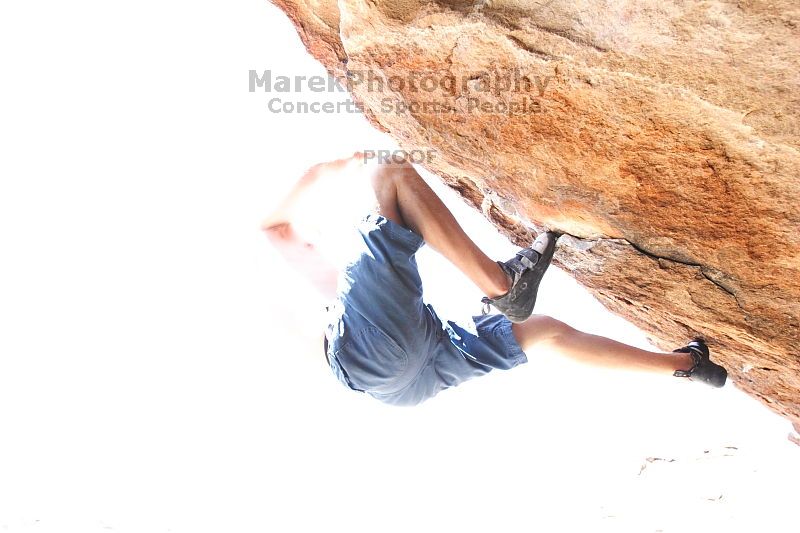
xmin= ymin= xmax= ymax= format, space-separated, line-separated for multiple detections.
xmin=260 ymin=152 xmax=362 ymax=231
xmin=260 ymin=165 xmax=322 ymax=230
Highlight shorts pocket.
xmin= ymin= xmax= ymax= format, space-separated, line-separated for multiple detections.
xmin=334 ymin=327 xmax=409 ymax=394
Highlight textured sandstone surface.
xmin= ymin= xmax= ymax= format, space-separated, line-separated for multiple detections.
xmin=271 ymin=0 xmax=800 ymax=426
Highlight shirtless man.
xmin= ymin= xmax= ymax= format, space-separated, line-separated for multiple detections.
xmin=262 ymin=153 xmax=727 ymax=406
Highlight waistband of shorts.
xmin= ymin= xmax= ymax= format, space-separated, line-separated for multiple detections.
xmin=360 ymin=213 xmax=425 ymax=250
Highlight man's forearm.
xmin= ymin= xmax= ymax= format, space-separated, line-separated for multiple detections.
xmin=261 ymin=152 xmax=362 ymax=230
xmin=260 ymin=164 xmax=325 ymax=229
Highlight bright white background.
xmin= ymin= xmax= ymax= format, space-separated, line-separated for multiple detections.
xmin=0 ymin=1 xmax=797 ymax=532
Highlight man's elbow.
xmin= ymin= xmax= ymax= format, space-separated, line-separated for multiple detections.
xmin=261 ymin=221 xmax=292 ymax=242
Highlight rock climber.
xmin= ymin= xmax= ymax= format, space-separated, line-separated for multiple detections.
xmin=262 ymin=152 xmax=727 ymax=406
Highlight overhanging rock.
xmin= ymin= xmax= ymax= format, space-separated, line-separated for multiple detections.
xmin=270 ymin=0 xmax=800 ymax=427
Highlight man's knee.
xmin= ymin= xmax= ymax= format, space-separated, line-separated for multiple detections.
xmin=512 ymin=314 xmax=575 ymax=350
xmin=539 ymin=316 xmax=576 ymax=343
xmin=369 ymin=165 xmax=421 ymax=227
xmin=370 ymin=161 xmax=417 ymax=187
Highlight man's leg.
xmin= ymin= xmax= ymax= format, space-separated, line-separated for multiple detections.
xmin=368 ymin=160 xmax=511 ymax=298
xmin=368 ymin=160 xmax=695 ymax=377
xmin=511 ymin=315 xmax=695 ymax=374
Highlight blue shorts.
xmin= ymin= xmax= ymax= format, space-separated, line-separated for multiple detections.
xmin=325 ymin=213 xmax=527 ymax=406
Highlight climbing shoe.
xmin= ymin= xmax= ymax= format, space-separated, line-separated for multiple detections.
xmin=673 ymin=338 xmax=728 ymax=388
xmin=481 ymin=231 xmax=559 ymax=323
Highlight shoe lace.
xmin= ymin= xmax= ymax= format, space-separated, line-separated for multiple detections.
xmin=673 ymin=347 xmax=701 ymax=378
xmin=481 ymin=297 xmax=492 ymax=316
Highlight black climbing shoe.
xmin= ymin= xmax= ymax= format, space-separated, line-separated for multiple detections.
xmin=673 ymin=338 xmax=727 ymax=388
xmin=481 ymin=231 xmax=559 ymax=323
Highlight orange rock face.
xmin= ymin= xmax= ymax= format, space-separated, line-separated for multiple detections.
xmin=270 ymin=0 xmax=800 ymax=425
